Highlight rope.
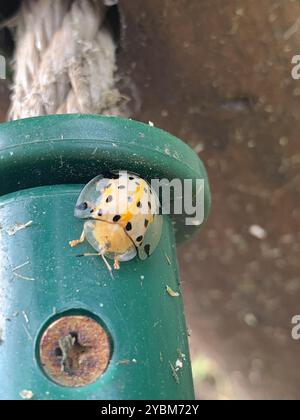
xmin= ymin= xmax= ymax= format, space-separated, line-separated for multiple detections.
xmin=8 ymin=0 xmax=126 ymax=120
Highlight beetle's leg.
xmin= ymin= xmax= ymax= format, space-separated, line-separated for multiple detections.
xmin=101 ymin=254 xmax=115 ymax=279
xmin=77 ymin=251 xmax=113 ymax=272
xmin=114 ymin=257 xmax=120 ymax=270
xmin=69 ymin=230 xmax=85 ymax=248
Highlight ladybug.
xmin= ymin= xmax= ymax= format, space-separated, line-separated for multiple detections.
xmin=69 ymin=171 xmax=163 ymax=272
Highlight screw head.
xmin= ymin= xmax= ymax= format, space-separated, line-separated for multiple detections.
xmin=39 ymin=315 xmax=111 ymax=387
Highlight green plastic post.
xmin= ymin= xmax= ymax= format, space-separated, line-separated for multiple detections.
xmin=0 ymin=115 xmax=210 ymax=400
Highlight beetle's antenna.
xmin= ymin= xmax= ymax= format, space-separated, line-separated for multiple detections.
xmin=77 ymin=253 xmax=100 ymax=257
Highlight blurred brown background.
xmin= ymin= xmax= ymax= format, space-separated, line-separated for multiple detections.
xmin=1 ymin=0 xmax=300 ymax=400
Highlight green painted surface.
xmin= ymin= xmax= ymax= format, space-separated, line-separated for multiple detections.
xmin=0 ymin=115 xmax=210 ymax=400
xmin=0 ymin=186 xmax=194 ymax=400
xmin=0 ymin=115 xmax=211 ymax=243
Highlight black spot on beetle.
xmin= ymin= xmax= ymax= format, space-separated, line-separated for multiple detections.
xmin=104 ymin=183 xmax=112 ymax=189
xmin=148 ymin=201 xmax=152 ymax=210
xmin=98 ymin=209 xmax=103 ymax=217
xmin=137 ymin=201 xmax=142 ymax=208
xmin=113 ymin=215 xmax=121 ymax=222
xmin=118 ymin=185 xmax=125 ymax=189
xmin=126 ymin=222 xmax=132 ymax=231
xmin=144 ymin=219 xmax=149 ymax=228
xmin=106 ymin=195 xmax=113 ymax=203
xmin=77 ymin=202 xmax=88 ymax=211
xmin=129 ymin=176 xmax=134 ymax=180
xmin=136 ymin=235 xmax=143 ymax=243
xmin=144 ymin=244 xmax=151 ymax=256
xmin=128 ymin=196 xmax=133 ymax=203
xmin=111 ymin=173 xmax=120 ymax=179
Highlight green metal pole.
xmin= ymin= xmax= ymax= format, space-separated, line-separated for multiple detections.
xmin=0 ymin=115 xmax=210 ymax=400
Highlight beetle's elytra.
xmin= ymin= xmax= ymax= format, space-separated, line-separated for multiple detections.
xmin=70 ymin=171 xmax=163 ymax=271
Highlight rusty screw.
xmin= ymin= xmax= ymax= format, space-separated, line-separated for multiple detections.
xmin=39 ymin=315 xmax=111 ymax=387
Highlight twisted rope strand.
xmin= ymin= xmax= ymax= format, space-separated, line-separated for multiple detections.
xmin=9 ymin=0 xmax=125 ymax=120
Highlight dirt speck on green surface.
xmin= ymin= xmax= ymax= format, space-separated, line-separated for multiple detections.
xmin=169 ymin=361 xmax=180 ymax=385
xmin=166 ymin=285 xmax=180 ymax=297
xmin=6 ymin=221 xmax=33 ymax=237
xmin=19 ymin=390 xmax=34 ymax=400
